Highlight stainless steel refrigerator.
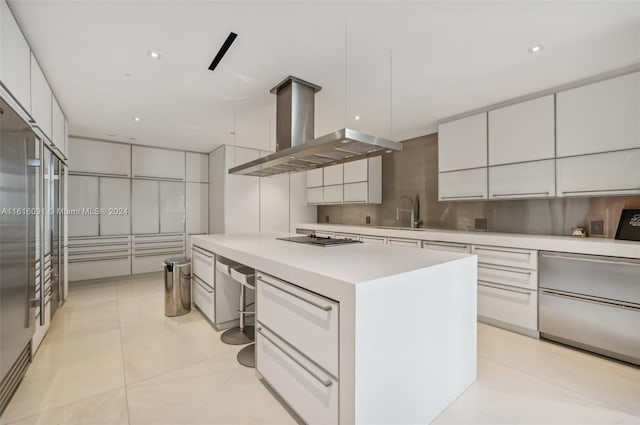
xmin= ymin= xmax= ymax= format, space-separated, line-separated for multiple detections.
xmin=0 ymin=97 xmax=37 ymax=414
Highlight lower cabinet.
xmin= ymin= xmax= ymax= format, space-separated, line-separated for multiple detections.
xmin=256 ymin=272 xmax=339 ymax=424
xmin=387 ymin=237 xmax=421 ymax=248
xmin=422 ymin=240 xmax=471 ymax=253
xmin=68 ymin=236 xmax=131 ymax=281
xmin=359 ymin=235 xmax=386 ymax=244
xmin=192 ymin=275 xmax=215 ymax=323
xmin=477 ymin=282 xmax=538 ymax=332
xmin=132 ymin=234 xmax=185 ymax=274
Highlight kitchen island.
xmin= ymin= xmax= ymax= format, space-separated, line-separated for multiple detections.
xmin=191 ymin=233 xmax=477 ymax=424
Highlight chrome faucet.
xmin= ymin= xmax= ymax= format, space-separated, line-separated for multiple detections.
xmin=396 ymin=195 xmax=421 ymax=228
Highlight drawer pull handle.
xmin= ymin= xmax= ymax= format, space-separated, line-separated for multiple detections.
xmin=478 ymin=280 xmax=531 ymax=295
xmin=257 ymin=327 xmax=333 ymax=387
xmin=540 ymin=254 xmax=640 ymax=268
xmin=193 ymin=276 xmax=213 ymax=293
xmin=476 ymin=247 xmax=532 ymax=256
xmin=561 ymin=188 xmax=640 ymax=195
xmin=134 ymin=174 xmax=184 ymax=181
xmin=491 ymin=191 xmax=549 ymax=198
xmin=69 ymin=256 xmax=129 ymax=263
xmin=257 ymin=277 xmax=332 ymax=311
xmin=424 ymin=242 xmax=469 ymax=249
xmin=540 ymin=289 xmax=640 ymax=312
xmin=192 ymin=246 xmax=214 ymax=258
xmin=441 ymin=195 xmax=485 ymax=200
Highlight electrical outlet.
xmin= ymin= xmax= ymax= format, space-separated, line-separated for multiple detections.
xmin=325 ymin=215 xmax=329 ymax=223
xmin=475 ymin=218 xmax=488 ymax=230
xmin=366 ymin=216 xmax=371 ymax=224
xmin=590 ymin=220 xmax=604 ymax=236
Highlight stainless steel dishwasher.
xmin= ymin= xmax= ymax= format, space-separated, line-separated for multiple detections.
xmin=539 ymin=251 xmax=640 ymax=365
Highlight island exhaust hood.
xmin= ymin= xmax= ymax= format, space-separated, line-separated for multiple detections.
xmin=228 ymin=76 xmax=403 ymax=177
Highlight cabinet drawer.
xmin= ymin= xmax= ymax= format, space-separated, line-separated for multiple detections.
xmin=256 ymin=325 xmax=338 ymax=425
xmin=422 ymin=241 xmax=471 ymax=253
xmin=69 ymin=256 xmax=131 ymax=282
xmin=334 ymin=232 xmax=359 ymax=240
xmin=193 ymin=275 xmax=215 ymax=323
xmin=478 ymin=264 xmax=537 ymax=291
xmin=472 ymin=245 xmax=537 ymax=270
xmin=478 ymin=282 xmax=538 ymax=331
xmin=387 ymin=238 xmax=421 ymax=248
xmin=192 ymin=247 xmax=214 ymax=285
xmin=132 ymin=252 xmax=182 ymax=274
xmin=360 ymin=235 xmax=386 ymax=244
xmin=256 ymin=273 xmax=339 ymax=377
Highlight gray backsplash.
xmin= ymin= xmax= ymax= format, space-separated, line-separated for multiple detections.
xmin=317 ymin=134 xmax=640 ymax=238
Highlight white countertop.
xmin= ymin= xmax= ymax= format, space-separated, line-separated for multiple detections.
xmin=191 ymin=232 xmax=471 ymax=286
xmin=298 ymin=223 xmax=640 ymax=259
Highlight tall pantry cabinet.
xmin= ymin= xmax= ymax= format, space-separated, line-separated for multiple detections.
xmin=67 ymin=138 xmax=209 ymax=281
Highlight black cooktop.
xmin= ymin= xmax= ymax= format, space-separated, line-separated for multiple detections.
xmin=277 ymin=235 xmax=362 ymax=246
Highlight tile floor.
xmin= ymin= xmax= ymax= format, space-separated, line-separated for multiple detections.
xmin=1 ymin=272 xmax=639 ymax=425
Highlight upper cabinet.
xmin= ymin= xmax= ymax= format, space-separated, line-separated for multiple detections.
xmin=557 ymin=72 xmax=640 ymax=157
xmin=52 ymin=97 xmax=66 ymax=156
xmin=186 ymin=152 xmax=208 ymax=182
xmin=132 ymin=146 xmax=185 ymax=181
xmin=68 ymin=138 xmax=131 ymax=177
xmin=30 ymin=53 xmax=52 ymax=139
xmin=438 ymin=112 xmax=487 ymax=172
xmin=488 ymin=95 xmax=555 ymax=165
xmin=305 ymin=158 xmax=382 ymax=205
xmin=1 ymin=1 xmax=31 ymax=114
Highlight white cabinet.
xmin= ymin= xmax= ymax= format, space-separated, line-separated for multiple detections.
xmin=557 ymin=149 xmax=640 ymax=197
xmin=438 ymin=112 xmax=487 ymax=172
xmin=67 ymin=175 xmax=99 ymax=237
xmin=186 ymin=152 xmax=208 ymax=182
xmin=68 ymin=138 xmax=131 ymax=177
xmin=132 ymin=179 xmax=159 ymax=234
xmin=359 ymin=235 xmax=386 ymax=244
xmin=132 ymin=234 xmax=185 ymax=274
xmin=422 ymin=241 xmax=471 ymax=254
xmin=323 ymin=164 xmax=343 ymax=186
xmin=488 ymin=95 xmax=555 ymax=165
xmin=438 ymin=168 xmax=488 ymax=201
xmin=159 ymin=181 xmax=185 ymax=233
xmin=68 ymin=236 xmax=131 ymax=282
xmin=52 ymin=98 xmax=66 ymax=156
xmin=343 ymin=159 xmax=368 ymax=183
xmin=99 ymin=178 xmax=130 ymax=235
xmin=472 ymin=244 xmax=538 ymax=335
xmin=387 ymin=238 xmax=421 ymax=248
xmin=224 ymin=146 xmax=259 ymax=233
xmin=30 ymin=53 xmax=52 ymax=139
xmin=488 ymin=159 xmax=555 ymax=199
xmin=307 ymin=186 xmax=323 ymax=204
xmin=132 ymin=146 xmax=185 ymax=181
xmin=260 ymin=173 xmax=290 ymax=233
xmin=1 ymin=1 xmax=31 ymax=113
xmin=186 ymin=182 xmax=208 ymax=234
xmin=306 ymin=168 xmax=323 ymax=188
xmin=323 ymin=185 xmax=343 ymax=204
xmin=557 ymin=72 xmax=640 ymax=157
xmin=289 ymin=172 xmax=317 ymax=232
xmin=306 ymin=157 xmax=382 ymax=205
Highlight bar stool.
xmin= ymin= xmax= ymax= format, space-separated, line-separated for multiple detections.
xmin=220 ymin=264 xmax=255 ymax=348
xmin=230 ymin=266 xmax=256 ymax=368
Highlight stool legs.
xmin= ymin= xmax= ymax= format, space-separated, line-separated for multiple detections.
xmin=220 ymin=281 xmax=255 ymax=345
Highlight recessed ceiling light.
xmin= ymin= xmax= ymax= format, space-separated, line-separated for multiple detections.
xmin=129 ymin=137 xmax=136 ymax=141
xmin=148 ymin=50 xmax=161 ymax=59
xmin=109 ymin=133 xmax=115 ymax=137
xmin=134 ymin=117 xmax=141 ymax=122
xmin=229 ymin=131 xmax=236 ymax=135
xmin=385 ymin=150 xmax=393 ymax=153
xmin=529 ymin=44 xmax=543 ymax=54
xmin=354 ymin=115 xmax=360 ymax=120
xmin=124 ymin=73 xmax=132 ymax=77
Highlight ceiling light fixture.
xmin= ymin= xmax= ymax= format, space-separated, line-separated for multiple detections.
xmin=529 ymin=44 xmax=543 ymax=54
xmin=134 ymin=117 xmax=141 ymax=122
xmin=354 ymin=115 xmax=360 ymax=120
xmin=148 ymin=50 xmax=161 ymax=59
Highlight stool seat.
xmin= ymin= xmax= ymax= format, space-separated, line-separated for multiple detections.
xmin=216 ymin=256 xmax=242 ymax=277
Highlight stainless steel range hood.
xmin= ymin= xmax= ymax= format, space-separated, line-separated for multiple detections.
xmin=229 ymin=76 xmax=402 ymax=177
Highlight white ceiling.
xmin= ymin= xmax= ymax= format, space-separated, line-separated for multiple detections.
xmin=10 ymin=1 xmax=640 ymax=153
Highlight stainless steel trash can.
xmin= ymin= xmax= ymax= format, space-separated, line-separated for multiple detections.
xmin=163 ymin=256 xmax=191 ymax=317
